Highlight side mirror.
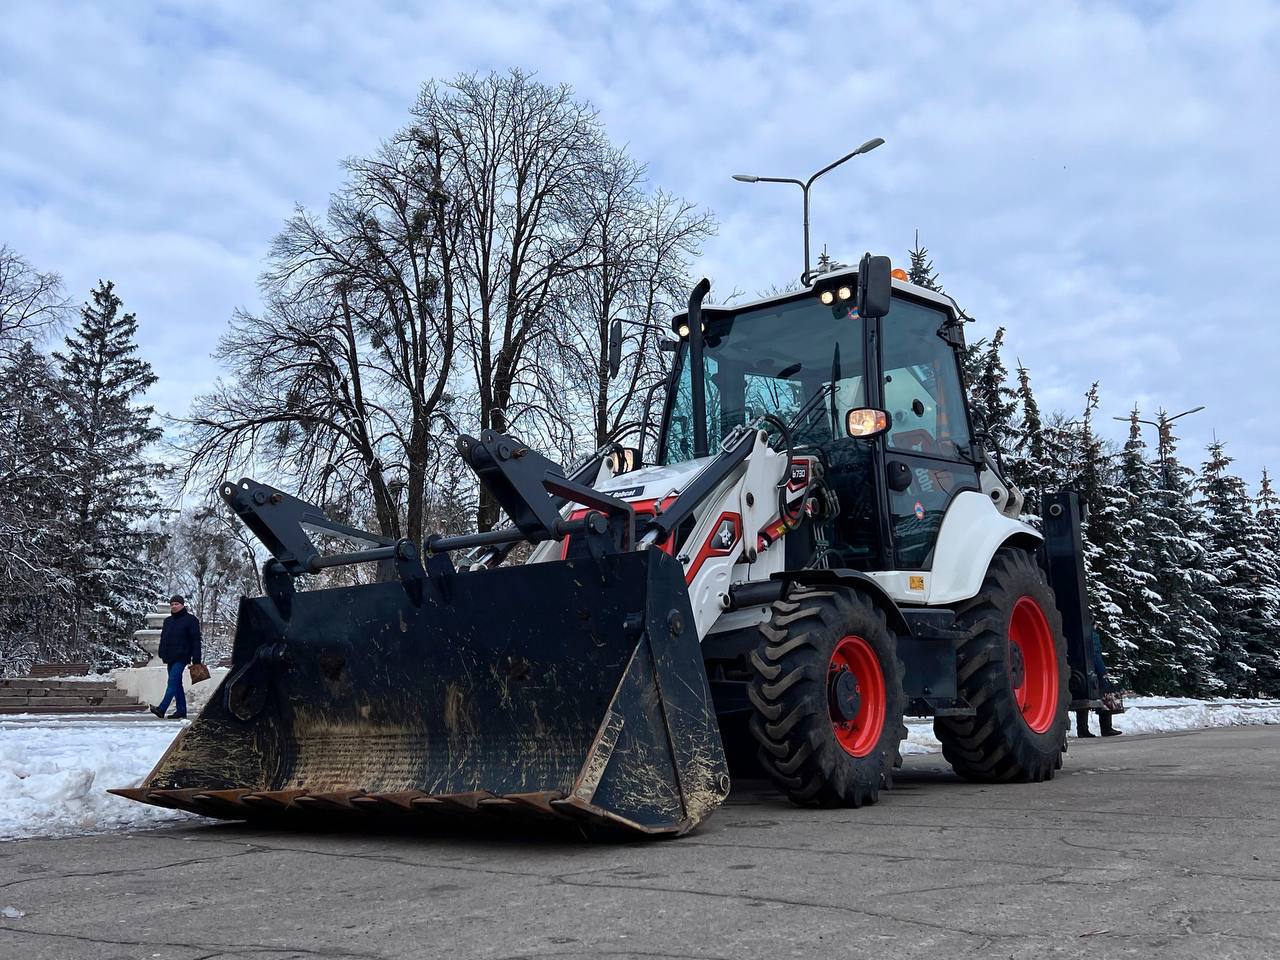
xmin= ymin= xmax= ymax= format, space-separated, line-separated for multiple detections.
xmin=608 ymin=320 xmax=623 ymax=379
xmin=857 ymin=253 xmax=893 ymax=320
xmin=846 ymin=407 xmax=891 ymax=439
xmin=606 ymin=446 xmax=641 ymax=474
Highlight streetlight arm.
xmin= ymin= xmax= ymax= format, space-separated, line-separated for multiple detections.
xmin=735 ymin=175 xmax=804 ymax=188
xmin=805 ymin=138 xmax=885 ymax=189
xmin=1112 ymin=416 xmax=1161 ymax=428
xmin=1168 ymin=405 xmax=1206 ymax=422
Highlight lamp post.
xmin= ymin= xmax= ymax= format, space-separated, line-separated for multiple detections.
xmin=1113 ymin=405 xmax=1205 ymax=467
xmin=732 ymin=137 xmax=885 ymax=286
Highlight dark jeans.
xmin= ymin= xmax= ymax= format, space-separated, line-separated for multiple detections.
xmin=158 ymin=660 xmax=187 ymax=716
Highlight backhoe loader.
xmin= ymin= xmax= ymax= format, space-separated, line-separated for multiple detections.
xmin=114 ymin=255 xmax=1102 ymax=835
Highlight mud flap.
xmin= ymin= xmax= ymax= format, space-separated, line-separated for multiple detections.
xmin=112 ymin=551 xmax=729 ymax=836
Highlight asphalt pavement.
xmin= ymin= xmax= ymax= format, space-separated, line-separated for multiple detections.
xmin=1 ymin=725 xmax=1277 ymax=960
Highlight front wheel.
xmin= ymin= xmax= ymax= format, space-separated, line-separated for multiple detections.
xmin=935 ymin=547 xmax=1069 ymax=782
xmin=747 ymin=585 xmax=907 ymax=808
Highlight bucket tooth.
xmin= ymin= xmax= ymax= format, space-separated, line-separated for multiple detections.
xmin=107 ymin=788 xmax=149 ymax=803
xmin=498 ymin=791 xmax=564 ymax=818
xmin=243 ymin=790 xmax=309 ymax=812
xmin=190 ymin=789 xmax=254 ymax=815
xmin=349 ymin=791 xmax=427 ymax=814
xmin=292 ymin=790 xmax=365 ymax=812
xmin=141 ymin=788 xmax=214 ymax=812
xmin=434 ymin=791 xmax=494 ymax=813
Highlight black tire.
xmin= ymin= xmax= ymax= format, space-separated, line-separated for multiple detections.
xmin=747 ymin=585 xmax=907 ymax=807
xmin=935 ymin=547 xmax=1070 ymax=782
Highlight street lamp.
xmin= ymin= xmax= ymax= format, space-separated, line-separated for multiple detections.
xmin=1113 ymin=405 xmax=1205 ymax=466
xmin=732 ymin=137 xmax=885 ymax=286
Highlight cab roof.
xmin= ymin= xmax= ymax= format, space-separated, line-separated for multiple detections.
xmin=671 ymin=264 xmax=962 ymax=328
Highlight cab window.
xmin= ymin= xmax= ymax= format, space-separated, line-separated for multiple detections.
xmin=881 ymin=300 xmax=969 ymax=459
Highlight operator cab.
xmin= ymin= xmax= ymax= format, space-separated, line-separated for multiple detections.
xmin=658 ymin=266 xmax=980 ymax=574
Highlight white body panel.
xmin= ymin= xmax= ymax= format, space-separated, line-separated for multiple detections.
xmin=865 ymin=490 xmax=1041 ymax=606
xmin=526 ymin=435 xmax=789 ymax=640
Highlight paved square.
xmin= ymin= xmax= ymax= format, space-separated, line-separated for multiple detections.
xmin=1 ymin=726 xmax=1276 ymax=959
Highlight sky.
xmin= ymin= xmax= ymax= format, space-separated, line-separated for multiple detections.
xmin=2 ymin=0 xmax=1278 ymax=486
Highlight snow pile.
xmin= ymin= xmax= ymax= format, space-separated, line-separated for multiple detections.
xmin=0 ymin=717 xmax=195 ymax=841
xmin=1091 ymin=696 xmax=1280 ymax=736
xmin=904 ymin=695 xmax=1280 ymax=752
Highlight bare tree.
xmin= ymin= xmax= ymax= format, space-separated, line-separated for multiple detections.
xmin=416 ymin=71 xmax=608 ymax=529
xmin=0 ymin=245 xmax=68 ymax=357
xmin=182 ymin=70 xmax=714 ymax=544
xmin=181 ymin=131 xmax=462 ymax=546
xmin=554 ymin=168 xmax=714 ymax=453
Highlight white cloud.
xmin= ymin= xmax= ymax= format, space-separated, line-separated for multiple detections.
xmin=2 ymin=0 xmax=1276 ymax=481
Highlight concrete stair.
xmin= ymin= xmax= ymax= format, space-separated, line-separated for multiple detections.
xmin=0 ymin=678 xmax=149 ymax=715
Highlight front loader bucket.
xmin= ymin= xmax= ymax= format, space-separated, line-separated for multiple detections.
xmin=112 ymin=550 xmax=729 ymax=837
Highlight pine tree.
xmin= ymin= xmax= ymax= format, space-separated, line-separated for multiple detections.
xmin=1146 ymin=423 xmax=1221 ymax=696
xmin=1253 ymin=468 xmax=1280 ymax=693
xmin=1259 ymin=468 xmax=1280 ymax=535
xmin=0 ymin=343 xmax=72 ymax=673
xmin=1196 ymin=440 xmax=1263 ymax=694
xmin=53 ymin=281 xmax=165 ymax=665
xmin=1070 ymin=386 xmax=1132 ymax=679
xmin=963 ymin=327 xmax=1018 ymax=461
xmin=906 ymin=230 xmax=942 ymax=291
xmin=1004 ymin=359 xmax=1054 ymax=521
xmin=1110 ymin=408 xmax=1170 ymax=691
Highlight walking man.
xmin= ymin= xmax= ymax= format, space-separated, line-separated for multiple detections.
xmin=150 ymin=595 xmax=202 ymax=720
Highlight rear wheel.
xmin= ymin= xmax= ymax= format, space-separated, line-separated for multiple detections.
xmin=935 ymin=547 xmax=1069 ymax=782
xmin=748 ymin=585 xmax=907 ymax=807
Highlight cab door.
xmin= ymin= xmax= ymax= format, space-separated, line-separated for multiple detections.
xmin=873 ymin=297 xmax=980 ymax=570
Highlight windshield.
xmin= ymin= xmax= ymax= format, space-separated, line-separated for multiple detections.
xmin=662 ymin=296 xmax=866 ymax=464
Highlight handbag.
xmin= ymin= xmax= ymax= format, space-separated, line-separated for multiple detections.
xmin=188 ymin=662 xmax=211 ymax=684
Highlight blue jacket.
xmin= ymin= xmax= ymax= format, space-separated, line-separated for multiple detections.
xmin=158 ymin=608 xmax=202 ymax=665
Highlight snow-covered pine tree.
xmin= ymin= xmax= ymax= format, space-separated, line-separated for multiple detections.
xmin=1146 ymin=422 xmax=1221 ymax=696
xmin=0 ymin=342 xmax=72 ymax=674
xmin=1069 ymin=385 xmax=1132 ymax=679
xmin=1253 ymin=468 xmax=1280 ymax=694
xmin=1195 ymin=440 xmax=1263 ymax=694
xmin=53 ymin=281 xmax=165 ymax=666
xmin=906 ymin=231 xmax=942 ymax=291
xmin=1003 ymin=359 xmax=1054 ymax=523
xmin=962 ymin=327 xmax=1018 ymax=464
xmin=1259 ymin=468 xmax=1279 ymax=532
xmin=1110 ymin=408 xmax=1170 ymax=691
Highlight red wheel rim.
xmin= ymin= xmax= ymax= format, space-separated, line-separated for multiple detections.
xmin=827 ymin=635 xmax=886 ymax=757
xmin=1009 ymin=597 xmax=1058 ymax=734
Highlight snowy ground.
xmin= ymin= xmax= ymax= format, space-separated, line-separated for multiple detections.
xmin=2 ymin=697 xmax=1278 ymax=842
xmin=0 ymin=715 xmax=195 ymax=841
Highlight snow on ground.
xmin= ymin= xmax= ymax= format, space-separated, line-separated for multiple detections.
xmin=902 ymin=695 xmax=1280 ymax=754
xmin=0 ymin=697 xmax=1278 ymax=842
xmin=0 ymin=715 xmax=193 ymax=841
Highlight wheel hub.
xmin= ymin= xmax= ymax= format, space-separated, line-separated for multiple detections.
xmin=1008 ymin=640 xmax=1026 ymax=689
xmin=828 ymin=666 xmax=861 ymax=722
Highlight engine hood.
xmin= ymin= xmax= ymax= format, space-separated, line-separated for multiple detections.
xmin=596 ymin=458 xmax=713 ymax=502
